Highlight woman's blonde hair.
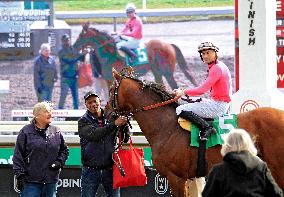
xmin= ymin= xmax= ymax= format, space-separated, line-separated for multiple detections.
xmin=32 ymin=101 xmax=53 ymax=121
xmin=221 ymin=128 xmax=257 ymax=156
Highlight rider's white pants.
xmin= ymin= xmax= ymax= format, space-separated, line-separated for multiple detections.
xmin=176 ymin=98 xmax=229 ymax=118
xmin=116 ymin=35 xmax=140 ymax=49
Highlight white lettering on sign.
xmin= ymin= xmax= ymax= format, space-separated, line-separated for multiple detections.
xmin=277 ymin=55 xmax=284 ymax=63
xmin=155 ymin=173 xmax=168 ymax=194
xmin=0 ymin=155 xmax=13 ymax=164
xmin=57 ymin=179 xmax=81 ymax=188
xmin=248 ymin=0 xmax=256 ymax=45
xmin=277 ymin=0 xmax=282 ymax=12
xmin=278 ymin=74 xmax=284 ymax=81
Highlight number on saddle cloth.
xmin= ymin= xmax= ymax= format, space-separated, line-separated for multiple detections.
xmin=125 ymin=44 xmax=149 ymax=66
xmin=178 ymin=114 xmax=238 ymax=149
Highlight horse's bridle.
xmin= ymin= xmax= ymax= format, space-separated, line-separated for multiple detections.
xmin=111 ymin=74 xmax=180 ymax=118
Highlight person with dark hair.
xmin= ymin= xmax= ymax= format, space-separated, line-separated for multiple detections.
xmin=202 ymin=129 xmax=283 ymax=197
xmin=58 ymin=33 xmax=85 ymax=109
xmin=13 ymin=101 xmax=69 ymax=196
xmin=78 ymin=91 xmax=129 ymax=197
xmin=33 ymin=43 xmax=58 ymax=102
xmin=173 ymin=41 xmax=232 ymax=140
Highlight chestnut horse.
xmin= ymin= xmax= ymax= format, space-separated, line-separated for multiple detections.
xmin=73 ymin=26 xmax=197 ymax=89
xmin=108 ymin=69 xmax=284 ymax=197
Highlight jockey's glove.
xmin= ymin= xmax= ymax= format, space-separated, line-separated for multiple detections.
xmin=174 ymin=88 xmax=185 ymax=97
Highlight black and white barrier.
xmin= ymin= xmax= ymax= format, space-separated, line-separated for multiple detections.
xmin=0 ymin=165 xmax=172 ymax=197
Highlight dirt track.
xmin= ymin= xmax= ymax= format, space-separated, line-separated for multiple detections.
xmin=0 ymin=20 xmax=235 ymax=120
xmin=0 ymin=56 xmax=234 ymax=121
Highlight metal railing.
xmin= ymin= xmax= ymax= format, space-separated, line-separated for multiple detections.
xmin=55 ymin=7 xmax=234 ymax=19
xmin=0 ymin=121 xmax=148 ymax=146
xmin=55 ymin=7 xmax=234 ymax=31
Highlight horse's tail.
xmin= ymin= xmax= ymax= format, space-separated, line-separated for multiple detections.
xmin=171 ymin=44 xmax=198 ymax=87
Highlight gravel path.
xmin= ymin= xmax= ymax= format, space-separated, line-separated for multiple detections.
xmin=0 ymin=20 xmax=235 ymax=120
xmin=0 ymin=56 xmax=234 ymax=121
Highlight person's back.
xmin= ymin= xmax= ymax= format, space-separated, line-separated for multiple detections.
xmin=202 ymin=129 xmax=283 ymax=197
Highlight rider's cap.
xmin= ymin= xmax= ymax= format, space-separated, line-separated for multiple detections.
xmin=125 ymin=3 xmax=136 ymax=13
xmin=84 ymin=91 xmax=99 ymax=102
xmin=61 ymin=34 xmax=70 ymax=42
xmin=198 ymin=42 xmax=219 ymax=53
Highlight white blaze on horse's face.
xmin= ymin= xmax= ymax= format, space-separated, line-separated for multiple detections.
xmin=201 ymin=49 xmax=217 ymax=64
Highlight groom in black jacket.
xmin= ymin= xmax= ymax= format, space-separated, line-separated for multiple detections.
xmin=78 ymin=91 xmax=128 ymax=197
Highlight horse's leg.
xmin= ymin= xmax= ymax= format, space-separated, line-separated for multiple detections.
xmin=164 ymin=71 xmax=178 ymax=90
xmin=167 ymin=172 xmax=187 ymax=197
xmin=151 ymin=68 xmax=163 ymax=85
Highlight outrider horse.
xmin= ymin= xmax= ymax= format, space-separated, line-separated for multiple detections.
xmin=108 ymin=69 xmax=284 ymax=197
xmin=73 ymin=26 xmax=197 ymax=90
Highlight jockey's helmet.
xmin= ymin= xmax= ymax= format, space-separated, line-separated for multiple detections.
xmin=125 ymin=3 xmax=136 ymax=13
xmin=198 ymin=42 xmax=219 ymax=53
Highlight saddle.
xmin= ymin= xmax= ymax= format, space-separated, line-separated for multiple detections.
xmin=117 ymin=43 xmax=149 ymax=66
xmin=178 ymin=117 xmax=214 ymax=132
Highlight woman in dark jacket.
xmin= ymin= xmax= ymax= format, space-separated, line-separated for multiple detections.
xmin=34 ymin=43 xmax=58 ymax=102
xmin=12 ymin=101 xmax=69 ymax=197
xmin=202 ymin=129 xmax=283 ymax=197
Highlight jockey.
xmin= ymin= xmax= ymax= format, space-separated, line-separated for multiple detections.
xmin=116 ymin=3 xmax=143 ymax=63
xmin=173 ymin=41 xmax=232 ymax=140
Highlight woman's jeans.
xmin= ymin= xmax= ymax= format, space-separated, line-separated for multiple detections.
xmin=81 ymin=166 xmax=120 ymax=197
xmin=58 ymin=77 xmax=79 ymax=109
xmin=20 ymin=182 xmax=57 ymax=197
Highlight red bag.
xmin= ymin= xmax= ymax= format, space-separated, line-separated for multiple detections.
xmin=113 ymin=138 xmax=147 ymax=189
xmin=78 ymin=62 xmax=93 ymax=88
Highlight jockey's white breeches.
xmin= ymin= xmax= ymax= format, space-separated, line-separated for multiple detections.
xmin=116 ymin=35 xmax=140 ymax=49
xmin=176 ymin=98 xmax=229 ymax=118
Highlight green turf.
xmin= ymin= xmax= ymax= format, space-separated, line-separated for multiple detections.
xmin=54 ymin=0 xmax=234 ymax=11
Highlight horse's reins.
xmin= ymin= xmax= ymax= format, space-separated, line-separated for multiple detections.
xmin=112 ymin=75 xmax=180 ymax=116
xmin=82 ymin=29 xmax=117 ymax=50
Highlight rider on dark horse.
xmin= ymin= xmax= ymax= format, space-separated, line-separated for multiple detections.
xmin=115 ymin=3 xmax=143 ymax=63
xmin=173 ymin=42 xmax=232 ymax=140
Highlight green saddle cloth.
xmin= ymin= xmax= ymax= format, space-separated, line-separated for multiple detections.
xmin=190 ymin=114 xmax=238 ymax=149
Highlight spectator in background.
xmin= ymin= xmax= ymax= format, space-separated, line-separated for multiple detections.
xmin=58 ymin=34 xmax=85 ymax=109
xmin=89 ymin=48 xmax=109 ymax=107
xmin=12 ymin=101 xmax=69 ymax=196
xmin=78 ymin=91 xmax=128 ymax=197
xmin=202 ymin=128 xmax=283 ymax=197
xmin=81 ymin=21 xmax=109 ymax=106
xmin=33 ymin=43 xmax=58 ymax=102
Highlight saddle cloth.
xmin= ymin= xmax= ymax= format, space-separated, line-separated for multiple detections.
xmin=118 ymin=43 xmax=149 ymax=66
xmin=178 ymin=114 xmax=238 ymax=149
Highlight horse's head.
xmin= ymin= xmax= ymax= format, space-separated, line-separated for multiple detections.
xmin=74 ymin=25 xmax=116 ymax=53
xmin=74 ymin=25 xmax=125 ymax=81
xmin=108 ymin=68 xmax=178 ymax=118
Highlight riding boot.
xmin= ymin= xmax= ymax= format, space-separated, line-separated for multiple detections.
xmin=179 ymin=111 xmax=216 ymax=141
xmin=120 ymin=46 xmax=137 ymax=63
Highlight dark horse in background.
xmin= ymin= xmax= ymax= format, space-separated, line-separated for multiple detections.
xmin=73 ymin=26 xmax=197 ymax=90
xmin=108 ymin=69 xmax=284 ymax=197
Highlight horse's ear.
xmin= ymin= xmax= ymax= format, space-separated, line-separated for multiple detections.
xmin=112 ymin=68 xmax=121 ymax=80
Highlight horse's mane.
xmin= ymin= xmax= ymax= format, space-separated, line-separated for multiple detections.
xmin=120 ymin=70 xmax=179 ymax=108
xmin=90 ymin=27 xmax=113 ymax=39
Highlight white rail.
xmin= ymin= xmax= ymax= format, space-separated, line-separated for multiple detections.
xmin=0 ymin=121 xmax=148 ymax=145
xmin=55 ymin=7 xmax=234 ymax=19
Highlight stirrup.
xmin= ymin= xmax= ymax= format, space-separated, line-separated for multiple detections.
xmin=199 ymin=127 xmax=216 ymax=141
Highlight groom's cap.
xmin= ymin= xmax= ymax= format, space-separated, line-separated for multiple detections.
xmin=84 ymin=91 xmax=99 ymax=101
